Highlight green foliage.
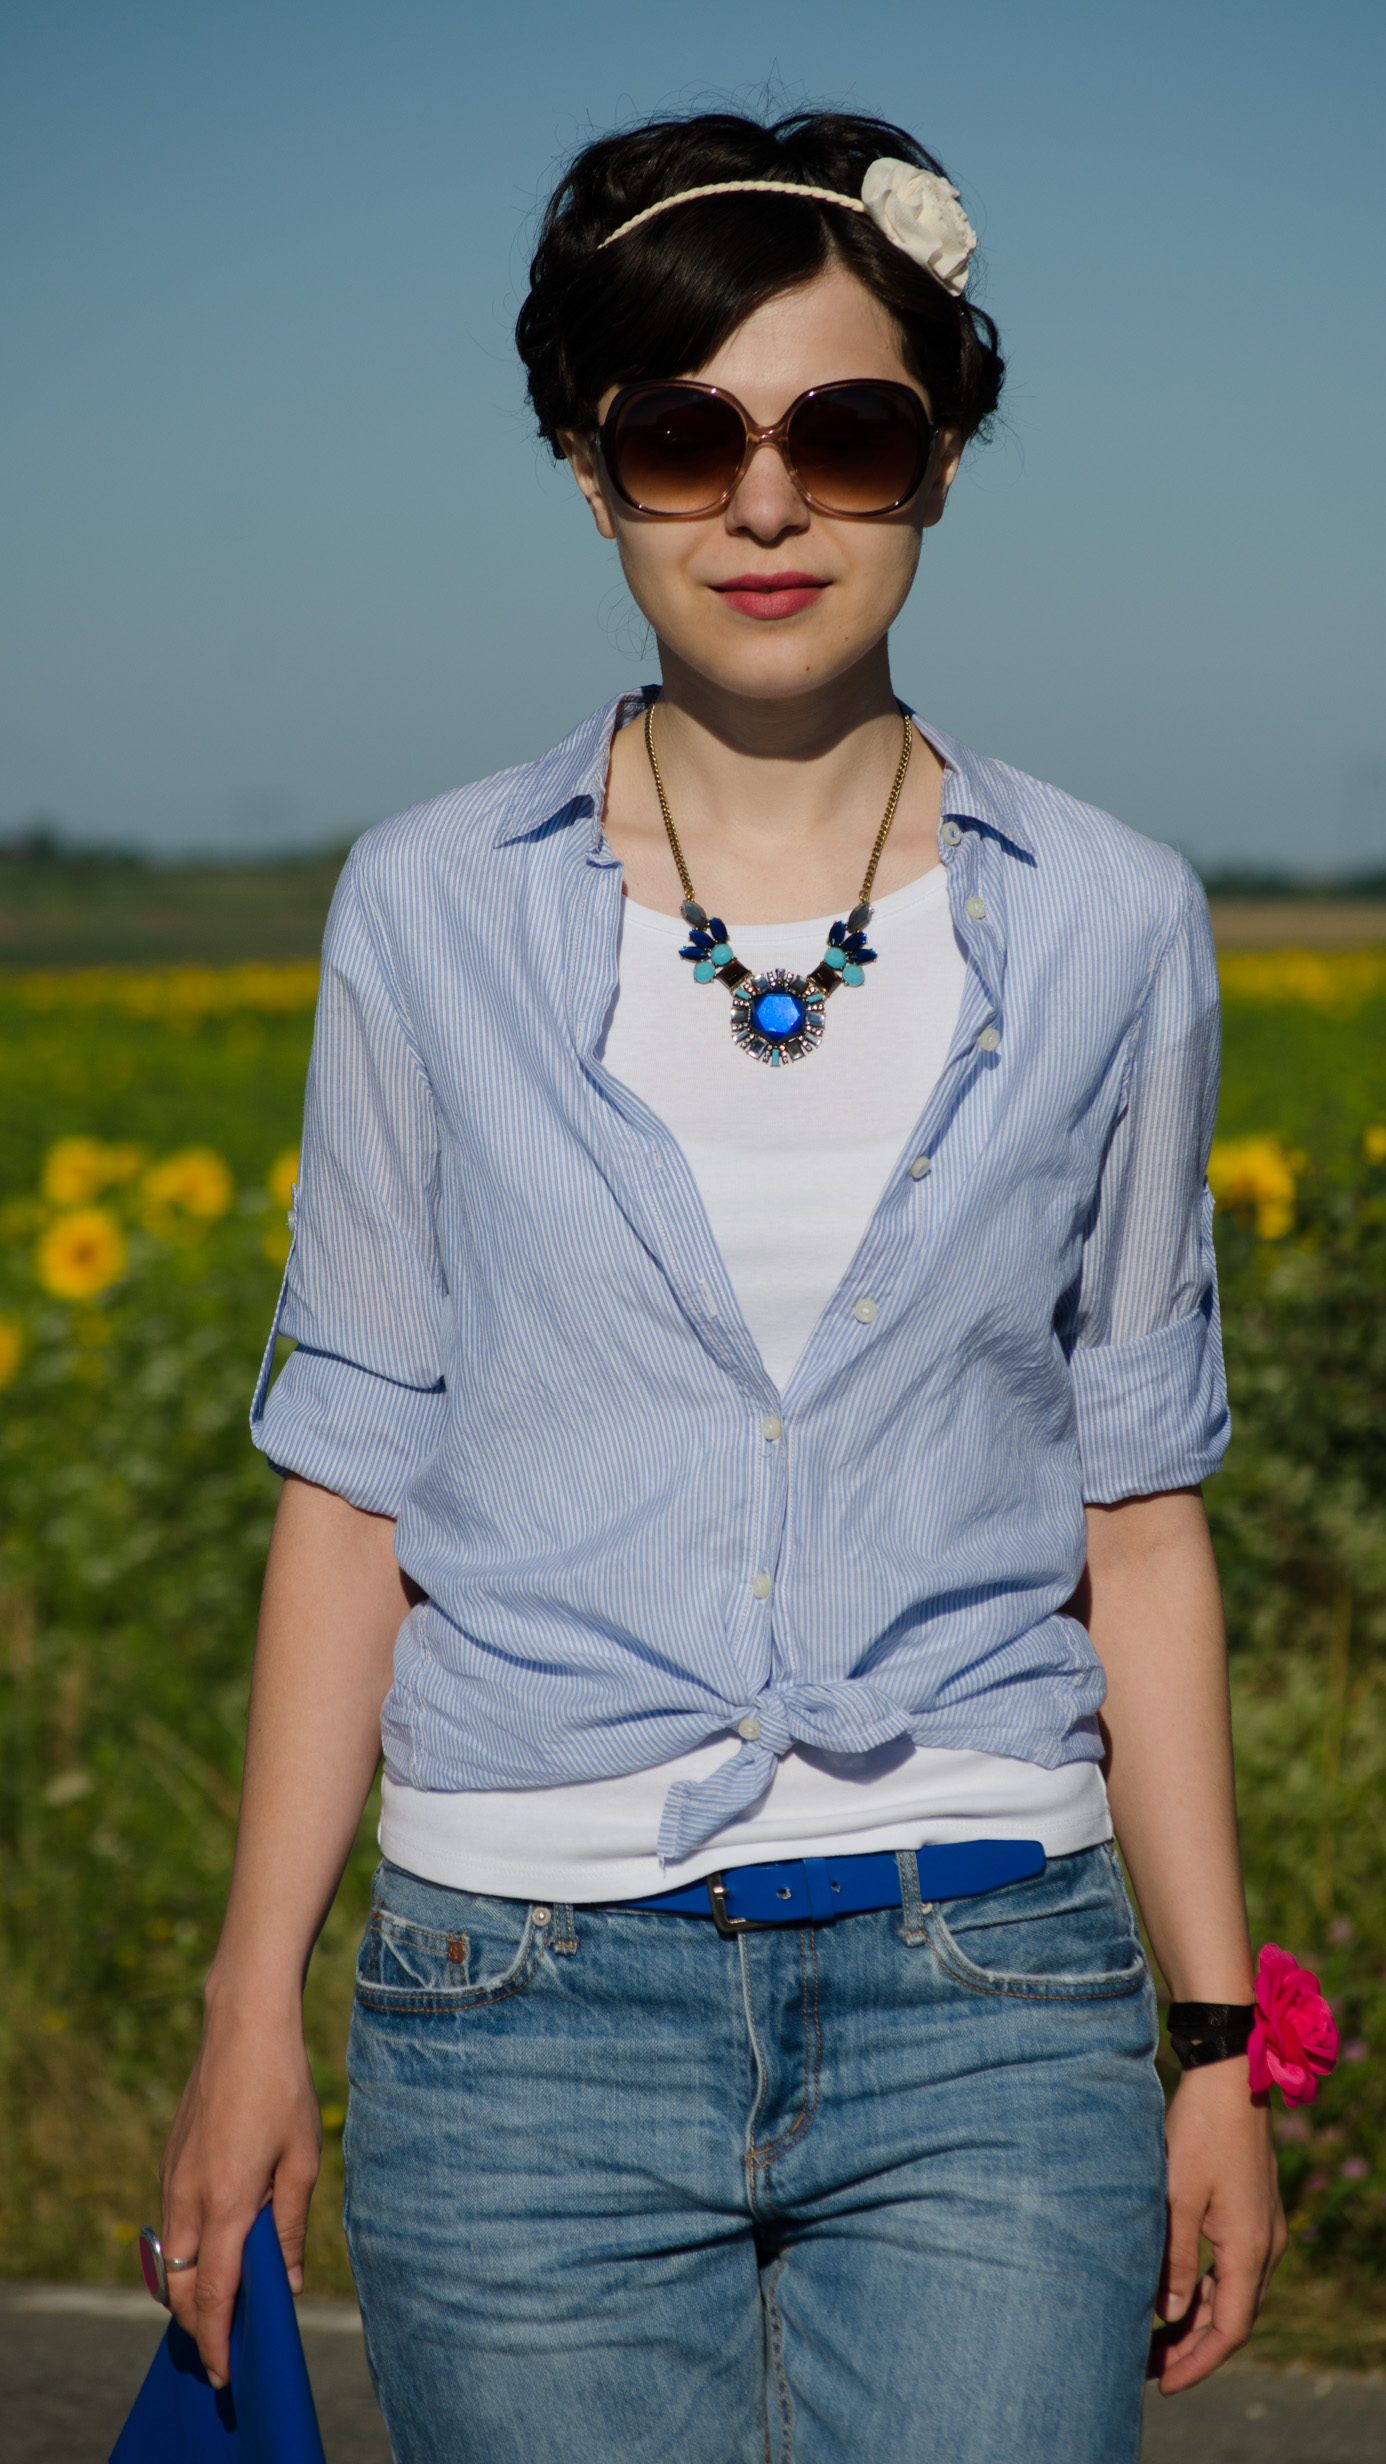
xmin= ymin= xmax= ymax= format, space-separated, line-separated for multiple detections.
xmin=0 ymin=974 xmax=366 ymax=2286
xmin=0 ymin=964 xmax=1382 ymax=2361
xmin=1206 ymin=1157 xmax=1386 ymax=2302
xmin=1218 ymin=985 xmax=1386 ymax=1157
xmin=0 ymin=982 xmax=315 ymax=1198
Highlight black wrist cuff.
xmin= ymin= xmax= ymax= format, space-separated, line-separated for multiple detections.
xmin=1166 ymin=2000 xmax=1256 ymax=2070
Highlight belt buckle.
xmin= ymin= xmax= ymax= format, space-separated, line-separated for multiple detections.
xmin=705 ymin=1871 xmax=776 ymax=1936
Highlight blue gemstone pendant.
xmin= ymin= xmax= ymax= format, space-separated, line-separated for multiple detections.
xmin=729 ymin=969 xmax=826 ymax=1066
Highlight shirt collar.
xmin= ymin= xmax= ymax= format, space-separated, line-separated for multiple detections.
xmin=492 ymin=692 xmax=649 ymax=850
xmin=492 ymin=693 xmax=1037 ymax=861
xmin=911 ymin=718 xmax=1037 ymax=857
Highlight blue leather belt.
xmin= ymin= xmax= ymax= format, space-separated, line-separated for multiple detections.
xmin=621 ymin=1839 xmax=1045 ymax=1935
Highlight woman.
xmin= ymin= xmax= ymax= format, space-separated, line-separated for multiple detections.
xmin=159 ymin=109 xmax=1284 ymax=2463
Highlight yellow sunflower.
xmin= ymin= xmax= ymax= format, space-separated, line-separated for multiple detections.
xmin=1207 ymin=1135 xmax=1301 ymax=1240
xmin=267 ymin=1146 xmax=300 ymax=1212
xmin=41 ymin=1137 xmax=145 ymax=1205
xmin=139 ymin=1147 xmax=236 ymax=1237
xmin=0 ymin=1317 xmax=23 ymax=1389
xmin=37 ymin=1208 xmax=128 ymax=1299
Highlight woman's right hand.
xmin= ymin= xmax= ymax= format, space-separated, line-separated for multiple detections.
xmin=151 ymin=1473 xmax=415 ymax=2383
xmin=158 ymin=1989 xmax=324 ymax=2387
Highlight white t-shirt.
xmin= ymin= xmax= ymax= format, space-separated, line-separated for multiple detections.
xmin=380 ymin=864 xmax=1111 ymax=1899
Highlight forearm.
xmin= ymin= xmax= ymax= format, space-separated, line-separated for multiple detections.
xmin=1084 ymin=1486 xmax=1253 ymax=2002
xmin=206 ymin=1472 xmax=411 ymax=2020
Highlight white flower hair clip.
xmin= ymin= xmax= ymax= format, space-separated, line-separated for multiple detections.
xmin=858 ymin=159 xmax=976 ymax=296
xmin=599 ymin=155 xmax=978 ymax=298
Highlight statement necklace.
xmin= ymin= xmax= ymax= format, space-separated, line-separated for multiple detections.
xmin=645 ymin=705 xmax=914 ymax=1067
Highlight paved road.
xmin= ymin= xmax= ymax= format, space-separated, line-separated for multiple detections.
xmin=1 ymin=2284 xmax=390 ymax=2464
xmin=3 ymin=2281 xmax=1383 ymax=2461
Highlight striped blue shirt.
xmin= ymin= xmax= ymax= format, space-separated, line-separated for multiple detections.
xmin=252 ymin=692 xmax=1228 ymax=1862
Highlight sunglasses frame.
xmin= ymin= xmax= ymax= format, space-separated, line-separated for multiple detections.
xmin=597 ymin=378 xmax=935 ymax=520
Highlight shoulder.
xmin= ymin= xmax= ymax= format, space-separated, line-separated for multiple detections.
xmin=333 ymin=763 xmax=534 ymax=919
xmin=923 ymin=722 xmax=1208 ymax=971
xmin=332 ymin=695 xmax=635 ymax=923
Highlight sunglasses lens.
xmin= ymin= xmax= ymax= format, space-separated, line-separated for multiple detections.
xmin=788 ymin=385 xmax=930 ymax=513
xmin=603 ymin=387 xmax=745 ymax=513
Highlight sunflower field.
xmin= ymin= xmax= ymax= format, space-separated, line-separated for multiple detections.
xmin=1 ymin=942 xmax=1384 ymax=2365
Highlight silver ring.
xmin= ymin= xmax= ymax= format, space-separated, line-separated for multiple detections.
xmin=165 ymin=2252 xmax=199 ymax=2271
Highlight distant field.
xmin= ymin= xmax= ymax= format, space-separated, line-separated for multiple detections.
xmin=0 ymin=853 xmax=349 ymax=968
xmin=3 ymin=848 xmax=1386 ymax=968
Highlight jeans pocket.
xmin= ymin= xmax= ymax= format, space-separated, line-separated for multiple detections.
xmin=922 ymin=1844 xmax=1149 ymax=2003
xmin=354 ymin=1863 xmax=549 ymax=2015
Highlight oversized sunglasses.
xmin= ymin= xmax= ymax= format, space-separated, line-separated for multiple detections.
xmin=597 ymin=379 xmax=935 ymax=520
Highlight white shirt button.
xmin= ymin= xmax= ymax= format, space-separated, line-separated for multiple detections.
xmin=761 ymin=1413 xmax=783 ymax=1441
xmin=737 ymin=1713 xmax=762 ymax=1740
xmin=965 ymin=894 xmax=987 ymax=921
xmin=977 ymin=1025 xmax=1001 ymax=1052
xmin=852 ymin=1296 xmax=878 ymax=1323
xmin=940 ymin=821 xmax=963 ymax=846
xmin=908 ymin=1154 xmax=932 ymax=1180
xmin=751 ymin=1572 xmax=773 ymax=1600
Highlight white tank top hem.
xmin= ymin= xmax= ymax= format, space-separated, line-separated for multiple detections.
xmin=379 ymin=1756 xmax=1111 ymax=1905
xmin=380 ymin=863 xmax=1112 ymax=1898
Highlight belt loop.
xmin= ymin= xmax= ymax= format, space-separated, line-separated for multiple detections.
xmin=549 ymin=1902 xmax=578 ymax=1955
xmin=895 ymin=1848 xmax=929 ymax=1946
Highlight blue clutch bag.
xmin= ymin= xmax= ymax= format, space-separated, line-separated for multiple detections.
xmin=111 ymin=2205 xmax=327 ymax=2463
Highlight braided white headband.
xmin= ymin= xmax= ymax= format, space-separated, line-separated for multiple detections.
xmin=598 ymin=157 xmax=977 ymax=298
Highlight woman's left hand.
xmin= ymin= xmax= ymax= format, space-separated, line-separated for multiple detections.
xmin=1151 ymin=2058 xmax=1288 ymax=2393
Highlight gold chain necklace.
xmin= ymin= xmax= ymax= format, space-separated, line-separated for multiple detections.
xmin=644 ymin=704 xmax=913 ymax=1067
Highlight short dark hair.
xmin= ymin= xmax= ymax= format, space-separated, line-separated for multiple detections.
xmin=516 ymin=110 xmax=1004 ymax=458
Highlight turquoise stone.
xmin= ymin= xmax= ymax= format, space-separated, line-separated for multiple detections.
xmin=842 ymin=962 xmax=865 ymax=986
xmin=752 ymin=988 xmax=805 ymax=1040
xmin=693 ymin=959 xmax=717 ymax=982
xmin=708 ymin=941 xmax=734 ymax=965
xmin=821 ymin=944 xmax=847 ymax=970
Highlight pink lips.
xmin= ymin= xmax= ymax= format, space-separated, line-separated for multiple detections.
xmin=712 ymin=572 xmax=827 ymax=620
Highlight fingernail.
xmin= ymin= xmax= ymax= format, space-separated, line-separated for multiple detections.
xmin=208 ymin=2374 xmax=227 ymax=2391
xmin=288 ymin=2267 xmax=304 ymax=2292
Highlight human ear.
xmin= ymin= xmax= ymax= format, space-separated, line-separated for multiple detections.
xmin=919 ymin=429 xmax=964 ymax=532
xmin=557 ymin=429 xmax=618 ymax=541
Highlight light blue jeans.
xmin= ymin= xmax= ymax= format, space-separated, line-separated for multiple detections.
xmin=343 ymin=1845 xmax=1165 ymax=2463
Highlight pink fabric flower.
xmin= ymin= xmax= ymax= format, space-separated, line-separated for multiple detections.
xmin=1248 ymin=1943 xmax=1339 ymax=2105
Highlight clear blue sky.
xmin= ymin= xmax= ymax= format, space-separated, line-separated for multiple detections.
xmin=3 ymin=0 xmax=1382 ymax=869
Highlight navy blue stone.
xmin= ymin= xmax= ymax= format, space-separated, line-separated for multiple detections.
xmin=708 ymin=917 xmax=728 ymax=941
xmin=827 ymin=920 xmax=846 ymax=946
xmin=752 ymin=989 xmax=806 ymax=1041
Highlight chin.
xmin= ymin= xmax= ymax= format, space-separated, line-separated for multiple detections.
xmin=699 ymin=643 xmax=873 ymax=700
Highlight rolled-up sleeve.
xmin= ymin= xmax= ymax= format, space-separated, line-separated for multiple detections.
xmin=1066 ymin=866 xmax=1230 ymax=1501
xmin=250 ymin=844 xmax=448 ymax=1515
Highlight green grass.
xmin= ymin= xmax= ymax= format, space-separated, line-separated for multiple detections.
xmin=0 ymin=959 xmax=1382 ymax=2374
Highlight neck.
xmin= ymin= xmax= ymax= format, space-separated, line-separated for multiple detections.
xmin=603 ymin=639 xmax=945 ymax=925
xmin=650 ymin=637 xmax=904 ymax=831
